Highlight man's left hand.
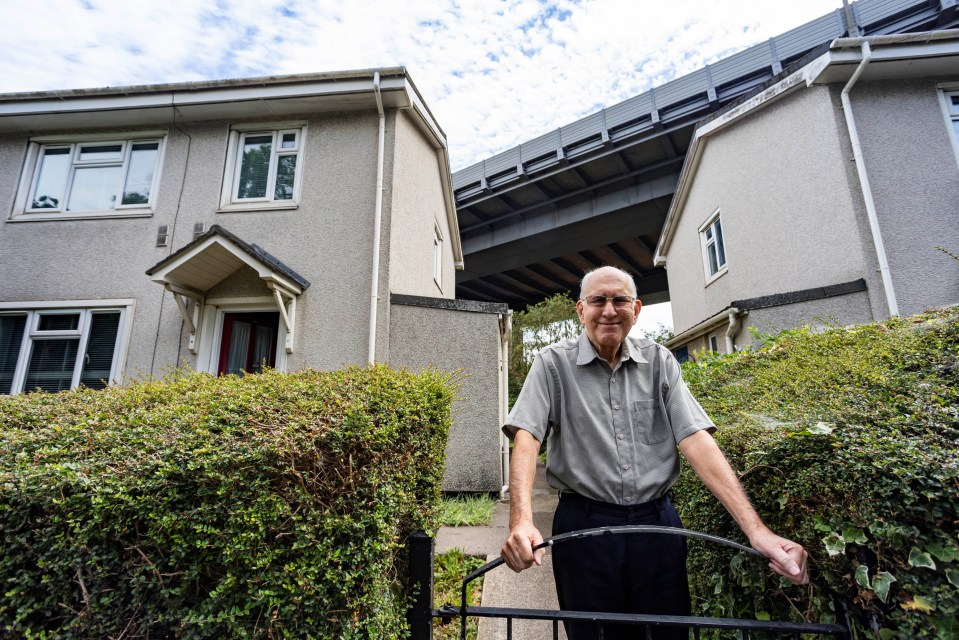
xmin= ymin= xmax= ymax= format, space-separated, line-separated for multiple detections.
xmin=749 ymin=528 xmax=809 ymax=585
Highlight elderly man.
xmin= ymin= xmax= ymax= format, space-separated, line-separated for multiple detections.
xmin=501 ymin=266 xmax=807 ymax=640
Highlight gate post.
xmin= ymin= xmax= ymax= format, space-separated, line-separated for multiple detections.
xmin=407 ymin=531 xmax=434 ymax=640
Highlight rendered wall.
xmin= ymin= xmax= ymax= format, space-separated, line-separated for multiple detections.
xmin=849 ymin=78 xmax=959 ymax=316
xmin=387 ymin=110 xmax=455 ymax=299
xmin=389 ymin=298 xmax=506 ymax=492
xmin=666 ymin=85 xmax=881 ymax=343
xmin=0 ymin=109 xmax=399 ymax=379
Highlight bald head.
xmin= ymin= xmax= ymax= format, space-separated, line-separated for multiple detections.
xmin=579 ymin=266 xmax=637 ymax=300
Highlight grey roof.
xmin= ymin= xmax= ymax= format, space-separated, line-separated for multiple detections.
xmin=146 ymin=224 xmax=311 ymax=290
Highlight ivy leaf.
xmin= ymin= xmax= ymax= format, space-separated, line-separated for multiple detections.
xmin=926 ymin=542 xmax=959 ymax=563
xmin=908 ymin=548 xmax=937 ymax=570
xmin=813 ymin=516 xmax=832 ymax=533
xmin=946 ymin=568 xmax=959 ymax=588
xmin=900 ymin=595 xmax=935 ymax=613
xmin=842 ymin=526 xmax=868 ymax=545
xmin=872 ymin=571 xmax=897 ymax=603
xmin=823 ymin=532 xmax=846 ymax=557
xmin=855 ymin=565 xmax=870 ymax=589
xmin=755 ymin=611 xmax=771 ymax=621
xmin=807 ymin=422 xmax=834 ymax=435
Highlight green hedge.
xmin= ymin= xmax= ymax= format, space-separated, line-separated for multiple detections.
xmin=673 ymin=308 xmax=959 ymax=639
xmin=0 ymin=365 xmax=454 ymax=639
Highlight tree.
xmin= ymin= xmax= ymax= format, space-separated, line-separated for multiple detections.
xmin=508 ymin=293 xmax=581 ymax=406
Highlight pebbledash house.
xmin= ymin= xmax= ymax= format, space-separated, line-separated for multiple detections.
xmin=0 ymin=69 xmax=509 ymax=493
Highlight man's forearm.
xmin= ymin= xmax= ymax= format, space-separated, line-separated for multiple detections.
xmin=508 ymin=429 xmax=541 ymax=528
xmin=679 ymin=429 xmax=809 ymax=583
xmin=678 ymin=430 xmax=765 ymax=537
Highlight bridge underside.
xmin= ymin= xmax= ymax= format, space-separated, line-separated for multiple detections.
xmin=452 ymin=0 xmax=956 ymax=310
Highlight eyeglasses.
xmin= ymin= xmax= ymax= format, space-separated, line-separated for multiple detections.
xmin=582 ymin=295 xmax=636 ymax=308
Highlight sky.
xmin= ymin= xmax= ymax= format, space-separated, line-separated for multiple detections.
xmin=0 ymin=0 xmax=845 ymax=333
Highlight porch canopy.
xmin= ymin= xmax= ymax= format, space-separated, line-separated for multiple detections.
xmin=146 ymin=225 xmax=310 ymax=353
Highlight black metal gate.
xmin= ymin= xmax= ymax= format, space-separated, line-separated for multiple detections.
xmin=407 ymin=526 xmax=852 ymax=640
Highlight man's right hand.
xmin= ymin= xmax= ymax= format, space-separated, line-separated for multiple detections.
xmin=501 ymin=522 xmax=545 ymax=572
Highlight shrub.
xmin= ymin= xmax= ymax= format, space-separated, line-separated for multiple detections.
xmin=673 ymin=308 xmax=959 ymax=638
xmin=0 ymin=365 xmax=455 ymax=639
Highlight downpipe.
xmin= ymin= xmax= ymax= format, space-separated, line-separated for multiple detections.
xmin=367 ymin=72 xmax=386 ymax=364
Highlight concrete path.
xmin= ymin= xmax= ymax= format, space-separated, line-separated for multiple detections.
xmin=436 ymin=461 xmax=567 ymax=640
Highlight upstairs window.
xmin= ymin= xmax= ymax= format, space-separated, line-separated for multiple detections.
xmin=699 ymin=210 xmax=727 ymax=282
xmin=0 ymin=305 xmax=129 ymax=395
xmin=944 ymin=91 xmax=959 ymax=165
xmin=948 ymin=92 xmax=959 ymax=138
xmin=221 ymin=125 xmax=306 ymax=209
xmin=433 ymin=225 xmax=443 ymax=287
xmin=18 ymin=136 xmax=163 ymax=218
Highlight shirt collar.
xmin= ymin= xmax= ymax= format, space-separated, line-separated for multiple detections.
xmin=575 ymin=333 xmax=648 ymax=365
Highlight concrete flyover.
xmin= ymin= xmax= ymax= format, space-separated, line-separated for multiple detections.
xmin=452 ymin=0 xmax=958 ymax=310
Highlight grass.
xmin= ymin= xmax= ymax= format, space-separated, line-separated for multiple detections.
xmin=433 ymin=548 xmax=486 ymax=640
xmin=439 ymin=493 xmax=498 ymax=527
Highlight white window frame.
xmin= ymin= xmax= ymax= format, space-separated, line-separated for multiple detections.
xmin=433 ymin=224 xmax=443 ymax=289
xmin=708 ymin=334 xmax=719 ymax=353
xmin=218 ymin=122 xmax=307 ymax=212
xmin=11 ymin=132 xmax=166 ymax=222
xmin=0 ymin=299 xmax=134 ymax=394
xmin=938 ymin=86 xmax=959 ymax=169
xmin=196 ymin=298 xmax=288 ymax=374
xmin=698 ymin=209 xmax=728 ymax=284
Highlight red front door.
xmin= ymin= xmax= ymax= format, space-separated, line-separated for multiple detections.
xmin=217 ymin=312 xmax=279 ymax=376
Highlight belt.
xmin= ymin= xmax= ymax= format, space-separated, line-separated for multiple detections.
xmin=559 ymin=491 xmax=669 ymax=516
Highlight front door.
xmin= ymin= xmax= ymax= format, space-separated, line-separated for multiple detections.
xmin=217 ymin=312 xmax=279 ymax=376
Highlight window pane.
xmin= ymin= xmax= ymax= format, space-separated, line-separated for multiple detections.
xmin=68 ymin=166 xmax=122 ymax=211
xmin=274 ymin=155 xmax=296 ymax=200
xmin=280 ymin=133 xmax=297 ymax=149
xmin=714 ymin=220 xmax=726 ymax=267
xmin=0 ymin=315 xmax=27 ymax=395
xmin=78 ymin=144 xmax=123 ymax=161
xmin=226 ymin=320 xmax=251 ymax=375
xmin=79 ymin=312 xmax=120 ymax=389
xmin=121 ymin=142 xmax=159 ymax=205
xmin=237 ymin=135 xmax=273 ymax=199
xmin=38 ymin=313 xmax=80 ymax=331
xmin=25 ymin=338 xmax=79 ymax=393
xmin=32 ymin=148 xmax=71 ymax=209
xmin=707 ymin=243 xmax=718 ymax=275
xmin=251 ymin=325 xmax=273 ymax=373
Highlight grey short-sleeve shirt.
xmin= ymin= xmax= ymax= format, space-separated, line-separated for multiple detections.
xmin=504 ymin=333 xmax=715 ymax=505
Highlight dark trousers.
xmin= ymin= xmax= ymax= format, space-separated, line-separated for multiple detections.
xmin=551 ymin=493 xmax=691 ymax=640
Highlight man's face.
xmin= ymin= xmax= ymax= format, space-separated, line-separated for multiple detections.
xmin=576 ymin=269 xmax=642 ymax=354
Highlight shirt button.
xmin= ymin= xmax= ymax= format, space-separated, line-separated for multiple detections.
xmin=622 ymin=464 xmax=629 ymax=470
xmin=617 ymin=434 xmax=624 ymax=441
xmin=613 ymin=404 xmax=621 ymax=410
xmin=625 ymin=496 xmax=633 ymax=503
xmin=611 ymin=378 xmax=617 ymax=383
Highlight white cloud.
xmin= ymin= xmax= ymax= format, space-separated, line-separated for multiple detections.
xmin=0 ymin=0 xmax=841 ymax=168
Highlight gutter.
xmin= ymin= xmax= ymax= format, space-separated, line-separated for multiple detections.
xmin=368 ymin=72 xmax=386 ymax=364
xmin=838 ymin=41 xmax=899 ymax=317
xmin=666 ymin=306 xmax=742 ymax=350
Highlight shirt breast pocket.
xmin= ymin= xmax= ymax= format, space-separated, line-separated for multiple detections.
xmin=632 ymin=399 xmax=669 ymax=445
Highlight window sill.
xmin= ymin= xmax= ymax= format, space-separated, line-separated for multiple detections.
xmin=8 ymin=209 xmax=153 ymax=222
xmin=704 ymin=267 xmax=728 ymax=288
xmin=217 ymin=202 xmax=299 ymax=213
